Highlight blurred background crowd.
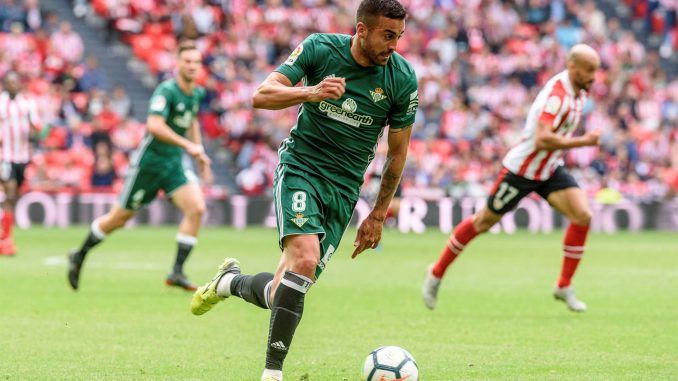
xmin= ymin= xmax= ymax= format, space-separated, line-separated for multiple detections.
xmin=0 ymin=0 xmax=676 ymax=202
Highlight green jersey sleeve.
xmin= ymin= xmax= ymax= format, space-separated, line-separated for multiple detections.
xmin=275 ymin=34 xmax=320 ymax=85
xmin=388 ymin=71 xmax=419 ymax=129
xmin=148 ymin=84 xmax=173 ymax=119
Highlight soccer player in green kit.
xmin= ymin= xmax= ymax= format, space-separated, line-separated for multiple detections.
xmin=190 ymin=1 xmax=418 ymax=380
xmin=67 ymin=41 xmax=212 ymax=291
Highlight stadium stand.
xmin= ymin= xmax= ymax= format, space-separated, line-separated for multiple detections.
xmin=1 ymin=0 xmax=676 ymax=201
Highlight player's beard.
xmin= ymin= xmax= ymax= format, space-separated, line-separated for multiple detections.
xmin=360 ymin=37 xmax=389 ymax=66
xmin=575 ymin=77 xmax=592 ymax=92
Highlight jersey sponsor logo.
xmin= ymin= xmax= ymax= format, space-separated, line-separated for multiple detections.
xmin=177 ymin=103 xmax=185 ymax=111
xmin=342 ymin=98 xmax=357 ymax=113
xmin=544 ymin=95 xmax=561 ymax=115
xmin=318 ymin=101 xmax=374 ymax=128
xmin=284 ymin=44 xmax=304 ymax=66
xmin=150 ymin=95 xmax=166 ymax=112
xmin=369 ymin=87 xmax=387 ymax=103
xmin=291 ymin=213 xmax=309 ymax=228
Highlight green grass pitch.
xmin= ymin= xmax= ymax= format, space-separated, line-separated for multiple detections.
xmin=0 ymin=227 xmax=676 ymax=380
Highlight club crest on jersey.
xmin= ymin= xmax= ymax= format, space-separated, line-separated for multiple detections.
xmin=177 ymin=103 xmax=185 ymax=111
xmin=369 ymin=88 xmax=387 ymax=103
xmin=291 ymin=213 xmax=309 ymax=228
xmin=284 ymin=44 xmax=304 ymax=66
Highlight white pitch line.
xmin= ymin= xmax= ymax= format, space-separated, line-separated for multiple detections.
xmin=43 ymin=256 xmax=166 ymax=271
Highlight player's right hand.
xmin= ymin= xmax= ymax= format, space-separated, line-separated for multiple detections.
xmin=196 ymin=152 xmax=211 ymax=167
xmin=307 ymin=77 xmax=346 ymax=102
xmin=584 ymin=130 xmax=601 ymax=146
xmin=200 ymin=164 xmax=214 ymax=185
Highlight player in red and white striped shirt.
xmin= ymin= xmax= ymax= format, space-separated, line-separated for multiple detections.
xmin=0 ymin=72 xmax=42 ymax=255
xmin=423 ymin=44 xmax=601 ymax=312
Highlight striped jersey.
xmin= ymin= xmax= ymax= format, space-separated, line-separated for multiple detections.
xmin=502 ymin=70 xmax=586 ymax=180
xmin=0 ymin=91 xmax=41 ymax=163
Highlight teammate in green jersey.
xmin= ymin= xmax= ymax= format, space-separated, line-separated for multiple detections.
xmin=190 ymin=1 xmax=418 ymax=379
xmin=67 ymin=41 xmax=213 ymax=292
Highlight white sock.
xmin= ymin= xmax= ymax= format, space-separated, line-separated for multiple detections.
xmin=216 ymin=273 xmax=236 ymax=297
xmin=261 ymin=369 xmax=282 ymax=381
xmin=91 ymin=217 xmax=107 ymax=240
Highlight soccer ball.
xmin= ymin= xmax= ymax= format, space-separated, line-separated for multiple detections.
xmin=362 ymin=346 xmax=419 ymax=381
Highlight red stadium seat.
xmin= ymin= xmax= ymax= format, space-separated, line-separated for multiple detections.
xmin=131 ymin=34 xmax=155 ymax=61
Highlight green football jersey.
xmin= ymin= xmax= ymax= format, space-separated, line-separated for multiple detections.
xmin=137 ymin=79 xmax=205 ymax=167
xmin=275 ymin=33 xmax=419 ymax=198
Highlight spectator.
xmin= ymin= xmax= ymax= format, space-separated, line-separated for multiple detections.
xmin=109 ymin=84 xmax=132 ymax=118
xmin=24 ymin=0 xmax=41 ymax=31
xmin=50 ymin=21 xmax=84 ymax=63
xmin=78 ymin=56 xmax=108 ymax=91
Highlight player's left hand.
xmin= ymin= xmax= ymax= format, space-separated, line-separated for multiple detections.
xmin=352 ymin=214 xmax=385 ymax=259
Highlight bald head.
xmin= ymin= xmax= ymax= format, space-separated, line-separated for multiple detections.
xmin=568 ymin=44 xmax=600 ymax=67
xmin=566 ymin=44 xmax=599 ymax=93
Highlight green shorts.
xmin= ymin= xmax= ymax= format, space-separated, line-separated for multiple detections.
xmin=273 ymin=164 xmax=357 ymax=279
xmin=119 ymin=158 xmax=197 ymax=211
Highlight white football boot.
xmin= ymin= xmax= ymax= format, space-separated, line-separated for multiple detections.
xmin=553 ymin=285 xmax=587 ymax=312
xmin=422 ymin=265 xmax=442 ymax=310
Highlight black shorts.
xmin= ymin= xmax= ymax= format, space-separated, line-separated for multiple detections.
xmin=0 ymin=162 xmax=27 ymax=188
xmin=487 ymin=166 xmax=579 ymax=214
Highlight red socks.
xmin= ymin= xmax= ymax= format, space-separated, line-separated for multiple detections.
xmin=1 ymin=211 xmax=13 ymax=240
xmin=558 ymin=223 xmax=589 ymax=288
xmin=431 ymin=217 xmax=479 ymax=278
xmin=431 ymin=217 xmax=588 ymax=287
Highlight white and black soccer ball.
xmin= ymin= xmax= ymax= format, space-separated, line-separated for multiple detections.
xmin=362 ymin=346 xmax=419 ymax=381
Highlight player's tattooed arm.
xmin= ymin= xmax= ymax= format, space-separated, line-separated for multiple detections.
xmin=371 ymin=126 xmax=412 ymax=218
xmin=352 ymin=125 xmax=412 ymax=258
xmin=252 ymin=72 xmax=345 ymax=110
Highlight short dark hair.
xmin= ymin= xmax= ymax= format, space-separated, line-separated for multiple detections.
xmin=356 ymin=0 xmax=407 ymax=25
xmin=177 ymin=40 xmax=198 ymax=55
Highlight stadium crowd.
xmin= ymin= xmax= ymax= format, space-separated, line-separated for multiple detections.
xmin=0 ymin=0 xmax=144 ymax=192
xmin=1 ymin=0 xmax=676 ymax=202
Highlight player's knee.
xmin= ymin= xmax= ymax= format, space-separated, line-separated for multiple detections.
xmin=473 ymin=212 xmax=499 ymax=233
xmin=284 ymin=238 xmax=319 ymax=277
xmin=185 ymin=202 xmax=206 ymax=220
xmin=291 ymin=256 xmax=318 ymax=277
xmin=571 ymin=208 xmax=592 ymax=226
